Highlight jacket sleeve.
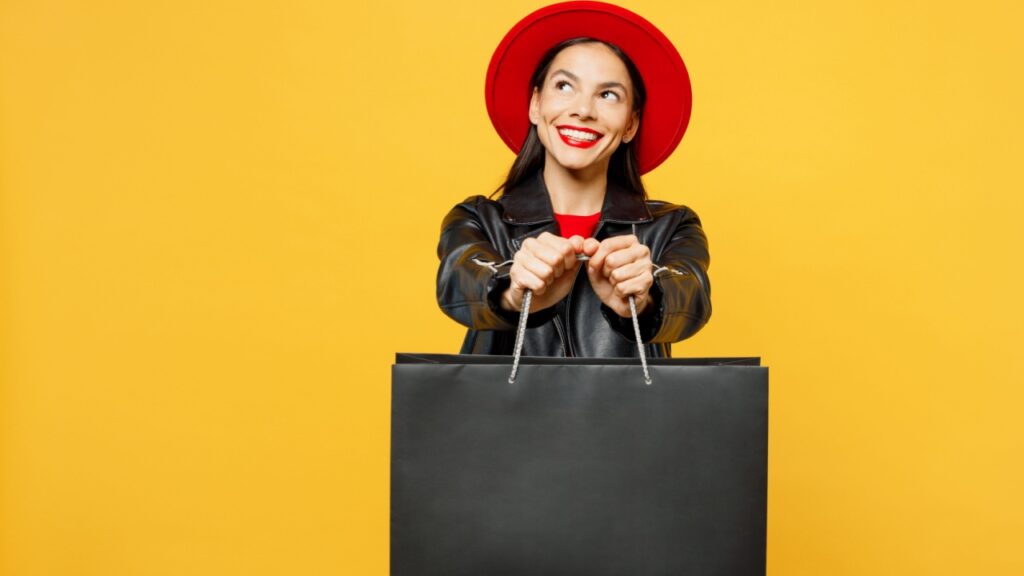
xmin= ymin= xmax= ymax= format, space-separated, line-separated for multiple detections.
xmin=436 ymin=197 xmax=556 ymax=331
xmin=600 ymin=206 xmax=712 ymax=343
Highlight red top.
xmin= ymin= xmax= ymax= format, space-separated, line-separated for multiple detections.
xmin=554 ymin=212 xmax=601 ymax=239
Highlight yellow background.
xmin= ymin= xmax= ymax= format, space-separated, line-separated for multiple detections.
xmin=2 ymin=0 xmax=1022 ymax=574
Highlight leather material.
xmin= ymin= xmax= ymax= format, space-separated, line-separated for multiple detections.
xmin=391 ymin=356 xmax=768 ymax=575
xmin=436 ymin=171 xmax=711 ymax=357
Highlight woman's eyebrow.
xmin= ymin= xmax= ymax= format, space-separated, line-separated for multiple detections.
xmin=551 ymin=68 xmax=580 ymax=82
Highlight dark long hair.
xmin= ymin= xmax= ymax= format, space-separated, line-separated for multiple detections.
xmin=492 ymin=37 xmax=648 ymax=199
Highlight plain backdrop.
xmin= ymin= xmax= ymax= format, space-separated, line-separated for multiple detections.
xmin=2 ymin=0 xmax=1022 ymax=574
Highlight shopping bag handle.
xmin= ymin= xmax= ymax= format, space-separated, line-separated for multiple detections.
xmin=509 ymin=254 xmax=652 ymax=385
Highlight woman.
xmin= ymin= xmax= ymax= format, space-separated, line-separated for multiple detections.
xmin=437 ymin=1 xmax=711 ymax=358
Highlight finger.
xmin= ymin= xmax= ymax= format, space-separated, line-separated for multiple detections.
xmin=530 ymin=242 xmax=568 ymax=276
xmin=565 ymin=251 xmax=580 ymax=275
xmin=538 ymin=234 xmax=578 ymax=272
xmin=613 ymin=272 xmax=654 ymax=298
xmin=582 ymin=237 xmax=601 ymax=257
xmin=512 ymin=265 xmax=547 ymax=295
xmin=535 ymin=231 xmax=573 ymax=252
xmin=603 ymin=234 xmax=639 ymax=252
xmin=519 ymin=237 xmax=541 ymax=265
xmin=609 ymin=260 xmax=652 ymax=285
xmin=562 ymin=238 xmax=583 ymax=271
xmin=521 ymin=255 xmax=557 ymax=285
xmin=589 ymin=234 xmax=638 ymax=272
xmin=585 ymin=258 xmax=610 ymax=294
xmin=522 ymin=236 xmax=568 ymax=275
xmin=604 ymin=244 xmax=651 ymax=277
xmin=537 ymin=232 xmax=576 ymax=256
xmin=537 ymin=231 xmax=562 ymax=244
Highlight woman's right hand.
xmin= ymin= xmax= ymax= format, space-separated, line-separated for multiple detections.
xmin=501 ymin=232 xmax=584 ymax=313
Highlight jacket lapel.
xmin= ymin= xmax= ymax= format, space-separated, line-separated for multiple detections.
xmin=499 ymin=170 xmax=653 ymax=250
xmin=500 ymin=171 xmax=652 ymax=223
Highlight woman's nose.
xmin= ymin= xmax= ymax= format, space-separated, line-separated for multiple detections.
xmin=571 ymin=96 xmax=595 ymax=120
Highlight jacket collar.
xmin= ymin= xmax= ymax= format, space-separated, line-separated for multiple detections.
xmin=499 ymin=170 xmax=652 ymax=225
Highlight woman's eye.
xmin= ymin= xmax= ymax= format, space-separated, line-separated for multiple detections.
xmin=601 ymin=90 xmax=621 ymax=101
xmin=555 ymin=81 xmax=572 ymax=92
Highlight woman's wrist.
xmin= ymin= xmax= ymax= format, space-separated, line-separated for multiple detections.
xmin=634 ymin=293 xmax=650 ymax=315
xmin=500 ymin=288 xmax=519 ymax=312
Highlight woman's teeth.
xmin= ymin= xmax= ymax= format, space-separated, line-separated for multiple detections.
xmin=558 ymin=128 xmax=600 ymax=141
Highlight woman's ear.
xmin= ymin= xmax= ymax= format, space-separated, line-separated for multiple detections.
xmin=528 ymin=88 xmax=540 ymax=126
xmin=624 ymin=111 xmax=640 ymax=144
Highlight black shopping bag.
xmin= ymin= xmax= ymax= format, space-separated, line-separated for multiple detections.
xmin=391 ymin=353 xmax=768 ymax=576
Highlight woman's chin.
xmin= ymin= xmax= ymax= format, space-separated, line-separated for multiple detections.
xmin=549 ymin=153 xmax=604 ymax=174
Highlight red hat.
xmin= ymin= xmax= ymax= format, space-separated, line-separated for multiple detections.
xmin=485 ymin=1 xmax=692 ymax=175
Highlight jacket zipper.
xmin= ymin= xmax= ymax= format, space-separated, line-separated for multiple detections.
xmin=552 ymin=315 xmax=571 ymax=357
xmin=560 ymin=221 xmax=611 ymax=358
xmin=561 ymin=267 xmax=580 ymax=357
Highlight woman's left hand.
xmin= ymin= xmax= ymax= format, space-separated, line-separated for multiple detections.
xmin=582 ymin=235 xmax=654 ymax=318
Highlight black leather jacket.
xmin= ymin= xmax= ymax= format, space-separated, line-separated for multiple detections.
xmin=436 ymin=171 xmax=711 ymax=357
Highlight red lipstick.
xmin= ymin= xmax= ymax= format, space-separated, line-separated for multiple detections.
xmin=556 ymin=125 xmax=603 ymax=149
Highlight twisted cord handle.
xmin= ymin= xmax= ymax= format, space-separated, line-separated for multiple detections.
xmin=628 ymin=295 xmax=653 ymax=385
xmin=508 ymin=289 xmax=532 ymax=384
xmin=508 ymin=256 xmax=651 ymax=384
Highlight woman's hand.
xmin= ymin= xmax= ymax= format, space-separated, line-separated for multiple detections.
xmin=583 ymin=235 xmax=654 ymax=317
xmin=501 ymin=232 xmax=585 ymax=313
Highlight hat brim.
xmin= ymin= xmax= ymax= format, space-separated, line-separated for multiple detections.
xmin=485 ymin=1 xmax=692 ymax=175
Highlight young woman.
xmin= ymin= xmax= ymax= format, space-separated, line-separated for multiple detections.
xmin=437 ymin=1 xmax=711 ymax=358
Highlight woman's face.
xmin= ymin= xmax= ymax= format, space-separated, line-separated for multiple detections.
xmin=529 ymin=42 xmax=640 ymax=175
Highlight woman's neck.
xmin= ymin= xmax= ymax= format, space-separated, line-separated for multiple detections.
xmin=543 ymin=159 xmax=607 ymax=215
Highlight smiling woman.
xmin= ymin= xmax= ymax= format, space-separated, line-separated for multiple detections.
xmin=529 ymin=41 xmax=643 ymax=197
xmin=436 ymin=1 xmax=711 ymax=358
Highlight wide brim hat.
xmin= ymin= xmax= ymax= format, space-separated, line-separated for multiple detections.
xmin=485 ymin=1 xmax=692 ymax=175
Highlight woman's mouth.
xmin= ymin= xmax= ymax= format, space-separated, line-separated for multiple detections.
xmin=557 ymin=125 xmax=603 ymax=149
